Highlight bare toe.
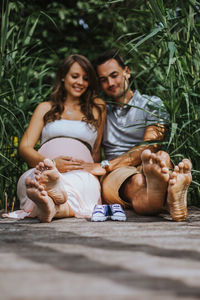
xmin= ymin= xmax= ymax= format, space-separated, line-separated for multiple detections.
xmin=35 ymin=162 xmax=46 ymax=173
xmin=178 ymin=162 xmax=184 ymax=173
xmin=174 ymin=166 xmax=179 ymax=173
xmin=35 ymin=174 xmax=40 ymax=181
xmin=151 ymin=153 xmax=157 ymax=163
xmin=162 ymin=167 xmax=169 ymax=174
xmin=43 ymin=158 xmax=55 ymax=168
xmin=25 ymin=177 xmax=38 ymax=188
xmin=182 ymin=159 xmax=192 ymax=172
xmin=34 ymin=169 xmax=41 ymax=176
xmin=141 ymin=149 xmax=152 ymax=162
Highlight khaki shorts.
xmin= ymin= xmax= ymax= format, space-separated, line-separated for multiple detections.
xmin=101 ymin=166 xmax=142 ymax=208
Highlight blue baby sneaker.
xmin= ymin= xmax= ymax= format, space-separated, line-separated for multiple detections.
xmin=109 ymin=204 xmax=127 ymax=221
xmin=91 ymin=204 xmax=110 ymax=222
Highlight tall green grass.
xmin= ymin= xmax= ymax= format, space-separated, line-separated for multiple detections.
xmin=120 ymin=0 xmax=200 ymax=203
xmin=0 ymin=0 xmax=52 ymax=210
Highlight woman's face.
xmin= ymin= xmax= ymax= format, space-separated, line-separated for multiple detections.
xmin=63 ymin=62 xmax=89 ymax=99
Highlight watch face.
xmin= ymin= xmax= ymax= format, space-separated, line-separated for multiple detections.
xmin=101 ymin=160 xmax=110 ymax=168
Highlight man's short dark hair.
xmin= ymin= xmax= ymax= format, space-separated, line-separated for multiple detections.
xmin=95 ymin=50 xmax=126 ymax=70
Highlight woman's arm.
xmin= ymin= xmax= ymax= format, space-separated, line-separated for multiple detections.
xmin=19 ymin=101 xmax=52 ymax=167
xmin=92 ymin=97 xmax=107 ymax=163
xmin=19 ymin=101 xmax=86 ymax=172
xmin=76 ymin=98 xmax=107 ymax=176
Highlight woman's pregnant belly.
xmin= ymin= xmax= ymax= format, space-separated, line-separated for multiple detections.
xmin=38 ymin=137 xmax=93 ymax=162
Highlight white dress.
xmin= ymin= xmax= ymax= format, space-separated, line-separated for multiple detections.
xmin=6 ymin=120 xmax=101 ymax=219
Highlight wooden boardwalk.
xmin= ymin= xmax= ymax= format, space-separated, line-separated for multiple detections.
xmin=1 ymin=207 xmax=200 ymax=300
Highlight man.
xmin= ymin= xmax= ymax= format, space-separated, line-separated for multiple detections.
xmin=95 ymin=50 xmax=192 ymax=221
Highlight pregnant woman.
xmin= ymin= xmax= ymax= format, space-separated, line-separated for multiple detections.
xmin=4 ymin=54 xmax=106 ymax=222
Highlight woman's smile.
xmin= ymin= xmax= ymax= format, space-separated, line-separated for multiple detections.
xmin=63 ymin=62 xmax=89 ymax=98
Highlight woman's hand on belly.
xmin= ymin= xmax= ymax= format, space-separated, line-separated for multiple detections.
xmin=54 ymin=156 xmax=84 ymax=173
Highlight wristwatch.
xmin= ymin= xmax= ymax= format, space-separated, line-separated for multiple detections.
xmin=100 ymin=160 xmax=110 ymax=171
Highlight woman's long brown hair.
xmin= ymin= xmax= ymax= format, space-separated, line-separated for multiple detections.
xmin=44 ymin=54 xmax=102 ymax=129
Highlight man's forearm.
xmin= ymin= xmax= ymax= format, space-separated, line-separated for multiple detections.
xmin=105 ymin=124 xmax=165 ymax=172
xmin=107 ymin=142 xmax=159 ymax=172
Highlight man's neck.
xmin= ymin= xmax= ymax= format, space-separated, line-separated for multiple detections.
xmin=116 ymin=89 xmax=134 ymax=106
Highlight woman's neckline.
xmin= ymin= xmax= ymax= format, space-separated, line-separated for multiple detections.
xmin=59 ymin=118 xmax=83 ymax=122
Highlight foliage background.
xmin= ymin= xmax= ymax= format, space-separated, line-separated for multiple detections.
xmin=0 ymin=0 xmax=199 ymax=210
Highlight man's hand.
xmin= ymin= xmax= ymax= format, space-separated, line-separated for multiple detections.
xmin=53 ymin=156 xmax=83 ymax=173
xmin=79 ymin=162 xmax=106 ymax=176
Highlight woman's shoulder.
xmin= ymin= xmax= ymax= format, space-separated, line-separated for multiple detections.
xmin=93 ymin=98 xmax=107 ymax=122
xmin=93 ymin=97 xmax=106 ymax=109
xmin=34 ymin=101 xmax=52 ymax=115
xmin=36 ymin=101 xmax=52 ymax=111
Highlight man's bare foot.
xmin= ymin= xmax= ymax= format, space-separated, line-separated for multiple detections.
xmin=167 ymin=159 xmax=192 ymax=222
xmin=141 ymin=149 xmax=169 ymax=211
xmin=34 ymin=159 xmax=67 ymax=205
xmin=26 ymin=177 xmax=57 ymax=223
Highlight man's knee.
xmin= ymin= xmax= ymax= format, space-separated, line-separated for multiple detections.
xmin=119 ymin=173 xmax=145 ymax=200
xmin=126 ymin=173 xmax=145 ymax=188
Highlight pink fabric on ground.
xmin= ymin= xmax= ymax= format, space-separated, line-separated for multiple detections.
xmin=2 ymin=210 xmax=31 ymax=219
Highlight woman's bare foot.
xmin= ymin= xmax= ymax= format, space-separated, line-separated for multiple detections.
xmin=26 ymin=177 xmax=57 ymax=223
xmin=34 ymin=159 xmax=67 ymax=205
xmin=141 ymin=150 xmax=169 ymax=210
xmin=167 ymin=159 xmax=192 ymax=222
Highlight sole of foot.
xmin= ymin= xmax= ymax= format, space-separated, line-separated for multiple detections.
xmin=34 ymin=159 xmax=67 ymax=205
xmin=167 ymin=159 xmax=192 ymax=222
xmin=26 ymin=177 xmax=56 ymax=223
xmin=141 ymin=150 xmax=169 ymax=211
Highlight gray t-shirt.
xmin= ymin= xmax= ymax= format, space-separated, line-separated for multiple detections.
xmin=102 ymin=90 xmax=169 ymax=160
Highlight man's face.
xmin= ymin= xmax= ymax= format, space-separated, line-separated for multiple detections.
xmin=97 ymin=59 xmax=130 ymax=101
